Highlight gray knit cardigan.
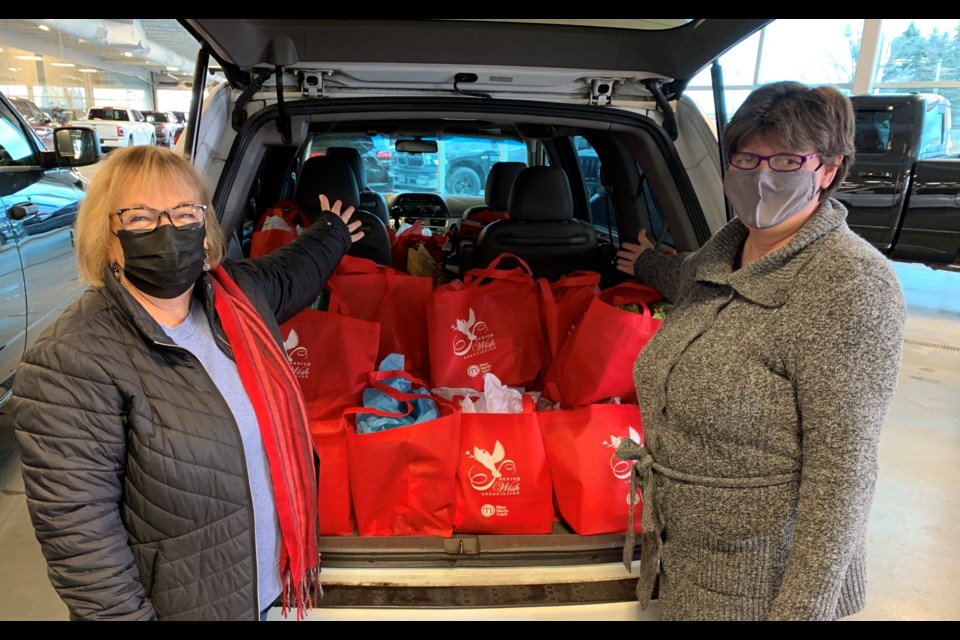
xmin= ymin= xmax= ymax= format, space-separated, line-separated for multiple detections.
xmin=630 ymin=198 xmax=906 ymax=620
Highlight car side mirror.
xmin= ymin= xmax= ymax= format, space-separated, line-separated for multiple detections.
xmin=53 ymin=127 xmax=102 ymax=167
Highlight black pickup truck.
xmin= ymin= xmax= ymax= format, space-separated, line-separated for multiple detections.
xmin=837 ymin=93 xmax=960 ymax=272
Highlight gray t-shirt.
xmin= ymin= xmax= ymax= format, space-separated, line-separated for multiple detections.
xmin=163 ymin=298 xmax=283 ymax=611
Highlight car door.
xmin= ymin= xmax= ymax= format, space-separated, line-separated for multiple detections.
xmin=0 ymin=94 xmax=87 ymax=359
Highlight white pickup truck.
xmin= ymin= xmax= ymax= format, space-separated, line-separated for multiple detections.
xmin=72 ymin=106 xmax=156 ymax=151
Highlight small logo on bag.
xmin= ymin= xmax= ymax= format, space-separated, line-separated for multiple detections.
xmin=467 ymin=363 xmax=492 ymax=378
xmin=466 ymin=439 xmax=519 ymax=494
xmin=603 ymin=426 xmax=643 ymax=510
xmin=452 ymin=307 xmax=495 ymax=358
xmin=283 ymin=329 xmax=310 ymax=379
xmin=603 ymin=426 xmax=643 ymax=480
xmin=481 ymin=503 xmax=509 ymax=518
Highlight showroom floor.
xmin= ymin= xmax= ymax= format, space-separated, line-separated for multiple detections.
xmin=0 ymin=261 xmax=957 ymax=622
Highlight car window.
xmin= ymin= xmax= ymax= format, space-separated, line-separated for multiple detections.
xmin=854 ymin=110 xmax=892 ymax=154
xmin=0 ymin=101 xmax=39 ymax=167
xmin=575 ymin=136 xmax=614 ymax=233
xmin=302 ymin=133 xmax=395 ymax=191
xmin=88 ymin=108 xmax=129 ymax=121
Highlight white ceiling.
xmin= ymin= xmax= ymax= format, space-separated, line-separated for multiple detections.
xmin=0 ymin=19 xmax=205 ymax=83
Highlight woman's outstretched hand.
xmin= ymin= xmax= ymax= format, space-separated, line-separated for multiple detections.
xmin=319 ymin=194 xmax=365 ymax=244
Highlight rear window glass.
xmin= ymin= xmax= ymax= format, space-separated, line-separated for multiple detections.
xmin=854 ymin=110 xmax=892 ymax=154
xmin=87 ymin=108 xmax=129 ymax=121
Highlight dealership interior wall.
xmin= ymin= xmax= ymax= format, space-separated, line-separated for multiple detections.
xmin=0 ymin=18 xmax=957 ymax=143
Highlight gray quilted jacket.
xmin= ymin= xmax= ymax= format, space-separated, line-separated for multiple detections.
xmin=11 ymin=212 xmax=351 ymax=620
xmin=632 ymin=199 xmax=906 ymax=620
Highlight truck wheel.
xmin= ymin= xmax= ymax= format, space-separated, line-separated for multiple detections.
xmin=446 ymin=166 xmax=483 ymax=196
xmin=150 ymin=133 xmax=156 ymax=146
xmin=129 ymin=135 xmax=134 ymax=147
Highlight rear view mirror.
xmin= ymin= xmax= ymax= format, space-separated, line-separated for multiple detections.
xmin=54 ymin=127 xmax=101 ymax=167
xmin=395 ymin=138 xmax=438 ymax=153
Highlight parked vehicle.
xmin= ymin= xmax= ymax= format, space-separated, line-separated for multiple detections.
xmin=178 ymin=18 xmax=779 ymax=619
xmin=72 ymin=106 xmax=155 ymax=151
xmin=0 ymin=89 xmax=101 ymax=406
xmin=837 ymin=92 xmax=960 ymax=271
xmin=8 ymin=97 xmax=56 ymax=151
xmin=142 ymin=110 xmax=183 ymax=148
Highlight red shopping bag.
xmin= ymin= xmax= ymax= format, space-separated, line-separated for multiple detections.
xmin=279 ymin=309 xmax=380 ymax=417
xmin=344 ymin=370 xmax=462 ymax=537
xmin=307 ymin=411 xmax=355 ymax=536
xmin=427 ymin=253 xmax=547 ymax=391
xmin=326 ymin=254 xmax=433 ymax=380
xmin=249 ymin=200 xmax=311 ymax=258
xmin=537 ymin=270 xmax=601 ymax=367
xmin=542 ymin=281 xmax=663 ymax=407
xmin=454 ymin=398 xmax=554 ymax=534
xmin=538 ymin=404 xmax=644 ymax=536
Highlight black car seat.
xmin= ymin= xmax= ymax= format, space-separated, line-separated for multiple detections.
xmin=473 ymin=166 xmax=600 ymax=281
xmin=325 ymin=146 xmax=391 ymax=228
xmin=460 ymin=161 xmax=526 ymax=240
xmin=295 ymin=155 xmax=392 ymax=266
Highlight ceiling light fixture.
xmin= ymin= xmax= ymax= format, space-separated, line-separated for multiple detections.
xmin=15 ymin=55 xmax=43 ymax=61
xmin=50 ymin=62 xmax=76 ymax=67
xmin=8 ymin=67 xmax=21 ymax=72
xmin=78 ymin=68 xmax=99 ymax=73
xmin=38 ymin=25 xmax=50 ymax=31
xmin=123 ymin=52 xmax=133 ymax=58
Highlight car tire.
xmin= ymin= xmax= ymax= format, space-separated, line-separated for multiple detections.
xmin=446 ymin=166 xmax=483 ymax=196
xmin=150 ymin=133 xmax=157 ymax=146
xmin=129 ymin=135 xmax=134 ymax=147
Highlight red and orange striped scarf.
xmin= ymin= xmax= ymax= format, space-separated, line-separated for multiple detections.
xmin=209 ymin=266 xmax=320 ymax=620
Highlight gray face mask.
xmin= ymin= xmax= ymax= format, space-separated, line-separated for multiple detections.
xmin=723 ymin=169 xmax=821 ymax=229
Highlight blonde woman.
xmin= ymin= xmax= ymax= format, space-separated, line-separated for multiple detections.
xmin=11 ymin=145 xmax=362 ymax=620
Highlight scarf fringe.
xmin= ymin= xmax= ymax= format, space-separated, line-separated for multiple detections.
xmin=280 ymin=564 xmax=323 ymax=620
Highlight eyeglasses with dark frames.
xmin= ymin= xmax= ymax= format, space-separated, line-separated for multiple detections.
xmin=728 ymin=151 xmax=823 ymax=172
xmin=114 ymin=203 xmax=207 ymax=233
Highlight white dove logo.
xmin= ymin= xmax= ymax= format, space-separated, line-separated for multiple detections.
xmin=603 ymin=426 xmax=643 ymax=480
xmin=451 ymin=308 xmax=489 ymax=357
xmin=465 ymin=440 xmax=517 ymax=491
xmin=282 ymin=329 xmax=310 ymax=378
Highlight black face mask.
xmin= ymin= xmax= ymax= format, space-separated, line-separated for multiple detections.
xmin=117 ymin=223 xmax=206 ymax=299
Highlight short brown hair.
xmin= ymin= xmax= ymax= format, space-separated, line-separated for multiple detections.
xmin=74 ymin=145 xmax=225 ymax=286
xmin=722 ymin=81 xmax=856 ymax=201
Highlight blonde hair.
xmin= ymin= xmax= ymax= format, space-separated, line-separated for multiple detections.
xmin=75 ymin=145 xmax=226 ymax=286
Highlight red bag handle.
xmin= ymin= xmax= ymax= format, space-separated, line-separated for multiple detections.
xmin=254 ymin=200 xmax=310 ymax=232
xmin=366 ymin=369 xmax=459 ymax=413
xmin=325 ymin=266 xmax=398 ymax=318
xmin=462 ymin=252 xmax=535 ymax=287
xmin=599 ymin=281 xmax=662 ymax=308
xmin=551 ymin=270 xmax=601 ymax=293
xmin=341 ymin=368 xmax=441 ymax=421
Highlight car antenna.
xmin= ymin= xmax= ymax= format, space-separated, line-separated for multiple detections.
xmin=453 ymin=73 xmax=492 ymax=99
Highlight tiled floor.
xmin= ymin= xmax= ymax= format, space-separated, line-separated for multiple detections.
xmin=0 ymin=262 xmax=957 ymax=621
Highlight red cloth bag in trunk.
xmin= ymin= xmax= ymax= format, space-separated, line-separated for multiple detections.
xmin=325 ymin=255 xmax=433 ymax=380
xmin=279 ymin=309 xmax=380 ymax=417
xmin=344 ymin=370 xmax=462 ymax=537
xmin=307 ymin=410 xmax=355 ymax=537
xmin=537 ymin=270 xmax=601 ymax=369
xmin=249 ymin=200 xmax=310 ymax=258
xmin=453 ymin=398 xmax=555 ymax=534
xmin=428 ymin=253 xmax=546 ymax=391
xmin=538 ymin=403 xmax=645 ymax=535
xmin=542 ymin=281 xmax=662 ymax=407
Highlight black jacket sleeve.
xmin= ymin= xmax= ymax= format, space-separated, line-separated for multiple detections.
xmin=232 ymin=210 xmax=353 ymax=325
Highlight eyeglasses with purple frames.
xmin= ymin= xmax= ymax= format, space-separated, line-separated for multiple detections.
xmin=728 ymin=151 xmax=823 ymax=172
